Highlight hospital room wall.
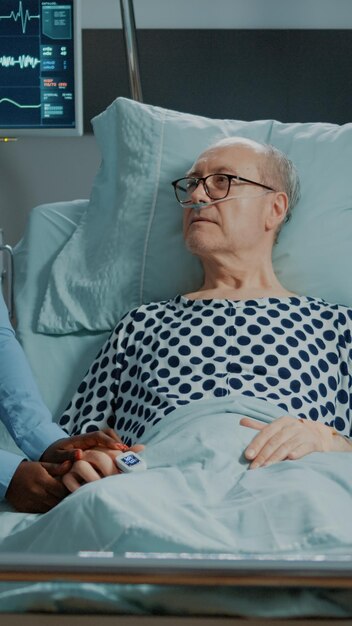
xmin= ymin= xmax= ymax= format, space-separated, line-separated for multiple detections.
xmin=1 ymin=0 xmax=352 ymax=247
xmin=0 ymin=137 xmax=100 ymax=247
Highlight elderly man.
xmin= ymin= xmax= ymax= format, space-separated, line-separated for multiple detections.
xmin=0 ymin=290 xmax=124 ymax=512
xmin=60 ymin=136 xmax=352 ymax=490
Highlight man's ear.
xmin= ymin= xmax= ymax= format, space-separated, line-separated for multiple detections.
xmin=265 ymin=192 xmax=288 ymax=231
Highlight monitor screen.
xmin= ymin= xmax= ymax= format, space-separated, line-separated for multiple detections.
xmin=0 ymin=0 xmax=82 ymax=136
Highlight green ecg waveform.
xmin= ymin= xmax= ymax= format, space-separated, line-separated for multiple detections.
xmin=0 ymin=97 xmax=40 ymax=108
xmin=0 ymin=2 xmax=40 ymax=34
xmin=0 ymin=55 xmax=41 ymax=69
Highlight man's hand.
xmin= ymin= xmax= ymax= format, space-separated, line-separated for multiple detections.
xmin=5 ymin=460 xmax=71 ymax=513
xmin=62 ymin=444 xmax=145 ymax=493
xmin=41 ymin=428 xmax=123 ymax=464
xmin=240 ymin=415 xmax=339 ymax=469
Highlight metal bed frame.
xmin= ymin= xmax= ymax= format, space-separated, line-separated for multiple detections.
xmin=1 ymin=552 xmax=352 ymax=588
xmin=0 ymin=228 xmax=14 ymax=320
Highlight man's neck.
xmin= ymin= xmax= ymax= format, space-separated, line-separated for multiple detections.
xmin=185 ymin=256 xmax=296 ymax=301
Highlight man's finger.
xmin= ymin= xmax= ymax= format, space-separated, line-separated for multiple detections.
xmin=287 ymin=442 xmax=312 ymax=460
xmin=243 ymin=421 xmax=287 ymax=460
xmin=79 ymin=450 xmax=118 ymax=477
xmin=69 ymin=460 xmax=102 ymax=484
xmin=250 ymin=433 xmax=301 ymax=468
xmin=62 ymin=473 xmax=82 ymax=493
xmin=240 ymin=417 xmax=266 ymax=431
xmin=129 ymin=444 xmax=145 ymax=453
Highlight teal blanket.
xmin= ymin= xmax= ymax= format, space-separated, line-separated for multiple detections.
xmin=1 ymin=396 xmax=352 ymax=554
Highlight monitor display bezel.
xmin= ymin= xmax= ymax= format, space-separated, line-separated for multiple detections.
xmin=0 ymin=0 xmax=83 ymax=137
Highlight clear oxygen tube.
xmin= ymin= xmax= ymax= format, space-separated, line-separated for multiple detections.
xmin=183 ymin=190 xmax=273 ymax=211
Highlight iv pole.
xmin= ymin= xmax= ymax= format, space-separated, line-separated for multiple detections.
xmin=119 ymin=0 xmax=143 ymax=102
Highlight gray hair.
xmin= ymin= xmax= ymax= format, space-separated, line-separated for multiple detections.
xmin=212 ymin=137 xmax=301 ymax=243
xmin=258 ymin=143 xmax=301 ymax=230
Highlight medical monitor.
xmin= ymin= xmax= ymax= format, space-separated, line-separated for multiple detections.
xmin=0 ymin=0 xmax=82 ymax=136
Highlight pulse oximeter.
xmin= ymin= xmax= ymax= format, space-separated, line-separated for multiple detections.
xmin=115 ymin=451 xmax=147 ymax=473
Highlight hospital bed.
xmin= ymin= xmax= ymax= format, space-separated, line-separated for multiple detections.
xmin=1 ymin=95 xmax=352 ymax=623
xmin=1 ymin=4 xmax=352 ymax=624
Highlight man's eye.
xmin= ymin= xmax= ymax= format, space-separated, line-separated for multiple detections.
xmin=213 ymin=175 xmax=228 ymax=187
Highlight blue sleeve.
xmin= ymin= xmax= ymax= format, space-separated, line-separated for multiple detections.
xmin=0 ymin=291 xmax=67 ymax=495
xmin=0 ymin=451 xmax=25 ymax=500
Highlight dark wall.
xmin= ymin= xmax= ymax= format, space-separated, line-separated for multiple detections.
xmin=83 ymin=30 xmax=352 ymax=132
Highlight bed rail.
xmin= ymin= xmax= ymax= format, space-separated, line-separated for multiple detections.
xmin=1 ymin=553 xmax=352 ymax=587
xmin=0 ymin=229 xmax=14 ymax=320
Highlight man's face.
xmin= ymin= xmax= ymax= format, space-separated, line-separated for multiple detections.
xmin=182 ymin=142 xmax=275 ymax=258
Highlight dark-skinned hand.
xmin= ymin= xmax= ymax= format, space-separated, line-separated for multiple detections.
xmin=5 ymin=459 xmax=71 ymax=513
xmin=40 ymin=428 xmax=123 ymax=464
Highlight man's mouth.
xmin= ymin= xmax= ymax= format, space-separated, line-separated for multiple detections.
xmin=191 ymin=216 xmax=215 ymax=224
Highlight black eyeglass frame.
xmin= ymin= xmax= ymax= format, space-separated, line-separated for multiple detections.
xmin=171 ymin=173 xmax=276 ymax=205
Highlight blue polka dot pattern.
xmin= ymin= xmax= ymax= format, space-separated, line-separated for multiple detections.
xmin=60 ymin=294 xmax=352 ymax=441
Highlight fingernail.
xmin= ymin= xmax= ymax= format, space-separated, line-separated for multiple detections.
xmin=116 ymin=443 xmax=129 ymax=452
xmin=246 ymin=448 xmax=255 ymax=459
xmin=251 ymin=462 xmax=260 ymax=469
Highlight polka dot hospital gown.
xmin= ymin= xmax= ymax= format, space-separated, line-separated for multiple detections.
xmin=59 ymin=295 xmax=352 ymax=445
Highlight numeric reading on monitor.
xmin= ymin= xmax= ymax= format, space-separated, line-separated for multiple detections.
xmin=0 ymin=0 xmax=78 ymax=132
xmin=115 ymin=452 xmax=147 ymax=474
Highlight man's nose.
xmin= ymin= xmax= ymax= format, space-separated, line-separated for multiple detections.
xmin=190 ymin=179 xmax=208 ymax=203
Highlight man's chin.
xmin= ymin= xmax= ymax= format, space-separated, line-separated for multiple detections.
xmin=185 ymin=234 xmax=219 ymax=256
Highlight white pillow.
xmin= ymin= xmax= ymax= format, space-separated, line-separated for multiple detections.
xmin=37 ymin=97 xmax=352 ymax=333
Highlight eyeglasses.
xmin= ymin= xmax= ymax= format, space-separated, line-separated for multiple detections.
xmin=171 ymin=173 xmax=276 ymax=205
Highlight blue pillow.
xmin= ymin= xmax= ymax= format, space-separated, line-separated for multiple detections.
xmin=37 ymin=97 xmax=352 ymax=333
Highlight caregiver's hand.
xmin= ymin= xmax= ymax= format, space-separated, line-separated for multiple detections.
xmin=62 ymin=444 xmax=145 ymax=492
xmin=240 ymin=415 xmax=343 ymax=469
xmin=6 ymin=459 xmax=71 ymax=513
xmin=40 ymin=428 xmax=123 ymax=464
